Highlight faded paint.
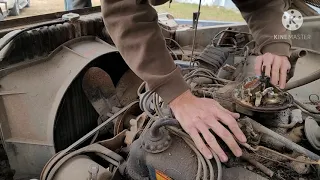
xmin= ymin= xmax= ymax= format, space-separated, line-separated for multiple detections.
xmin=0 ymin=36 xmax=117 ymax=175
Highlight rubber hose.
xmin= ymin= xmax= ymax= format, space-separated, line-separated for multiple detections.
xmin=196 ymin=157 xmax=202 ymax=180
xmin=285 ymin=69 xmax=320 ymax=91
xmin=294 ymin=99 xmax=320 ymax=114
xmin=287 ymin=49 xmax=307 ymax=81
xmin=212 ymin=153 xmax=222 ymax=180
xmin=184 ymin=138 xmax=209 ymax=180
xmin=171 ymin=127 xmax=222 ymax=180
xmin=246 ymin=117 xmax=320 ymax=160
xmin=150 ymin=118 xmax=181 ymax=138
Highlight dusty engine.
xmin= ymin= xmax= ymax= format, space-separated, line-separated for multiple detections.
xmin=40 ymin=30 xmax=320 ymax=180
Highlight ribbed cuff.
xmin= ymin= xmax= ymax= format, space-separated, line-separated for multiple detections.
xmin=153 ymin=67 xmax=190 ymax=104
xmin=261 ymin=42 xmax=291 ymax=57
xmin=148 ymin=0 xmax=169 ymax=6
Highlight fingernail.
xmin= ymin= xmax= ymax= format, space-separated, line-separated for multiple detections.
xmin=236 ymin=150 xmax=243 ymax=157
xmin=241 ymin=135 xmax=247 ymax=142
xmin=234 ymin=113 xmax=240 ymax=119
xmin=207 ymin=154 xmax=213 ymax=159
xmin=221 ymin=155 xmax=228 ymax=162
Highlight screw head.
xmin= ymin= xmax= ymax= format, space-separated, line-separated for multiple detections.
xmin=157 ymin=145 xmax=163 ymax=150
xmin=145 ymin=144 xmax=150 ymax=149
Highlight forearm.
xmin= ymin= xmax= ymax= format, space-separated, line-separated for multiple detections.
xmin=101 ymin=0 xmax=189 ymax=103
xmin=233 ymin=0 xmax=292 ymax=57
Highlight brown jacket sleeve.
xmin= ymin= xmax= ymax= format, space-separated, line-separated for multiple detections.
xmin=233 ymin=0 xmax=292 ymax=57
xmin=101 ymin=0 xmax=189 ymax=104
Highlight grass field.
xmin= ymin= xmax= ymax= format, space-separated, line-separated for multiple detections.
xmin=155 ymin=2 xmax=244 ymax=21
xmin=6 ymin=0 xmax=244 ymax=22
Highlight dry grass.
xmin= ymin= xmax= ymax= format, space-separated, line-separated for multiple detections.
xmin=155 ymin=2 xmax=243 ymax=21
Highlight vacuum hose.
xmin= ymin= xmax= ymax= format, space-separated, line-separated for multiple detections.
xmin=285 ymin=49 xmax=320 ymax=91
xmin=150 ymin=118 xmax=181 ymax=138
xmin=286 ymin=68 xmax=320 ymax=90
xmin=287 ymin=49 xmax=308 ymax=82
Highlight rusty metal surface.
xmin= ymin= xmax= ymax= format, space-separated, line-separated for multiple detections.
xmin=0 ymin=36 xmax=118 ymax=176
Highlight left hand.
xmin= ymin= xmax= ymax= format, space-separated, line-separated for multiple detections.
xmin=254 ymin=53 xmax=291 ymax=89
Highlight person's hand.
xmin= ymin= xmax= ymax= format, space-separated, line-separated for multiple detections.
xmin=169 ymin=90 xmax=247 ymax=162
xmin=255 ymin=53 xmax=291 ymax=89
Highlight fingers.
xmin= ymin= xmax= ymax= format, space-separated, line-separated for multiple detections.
xmin=216 ymin=102 xmax=240 ymax=119
xmin=254 ymin=56 xmax=263 ymax=76
xmin=255 ymin=54 xmax=291 ymax=89
xmin=207 ymin=119 xmax=242 ymax=157
xmin=270 ymin=55 xmax=282 ymax=86
xmin=279 ymin=60 xmax=291 ymax=89
xmin=215 ymin=111 xmax=247 ymax=143
xmin=262 ymin=53 xmax=274 ymax=77
xmin=195 ymin=122 xmax=228 ymax=162
xmin=170 ymin=95 xmax=245 ymax=162
xmin=186 ymin=127 xmax=212 ymax=159
xmin=213 ymin=101 xmax=245 ymax=143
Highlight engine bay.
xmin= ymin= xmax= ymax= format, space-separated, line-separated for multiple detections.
xmin=38 ymin=29 xmax=320 ymax=180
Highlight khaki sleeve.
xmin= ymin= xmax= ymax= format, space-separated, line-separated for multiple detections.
xmin=233 ymin=0 xmax=292 ymax=57
xmin=101 ymin=0 xmax=189 ymax=104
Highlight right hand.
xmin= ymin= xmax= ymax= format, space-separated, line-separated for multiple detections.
xmin=255 ymin=53 xmax=291 ymax=89
xmin=169 ymin=90 xmax=247 ymax=162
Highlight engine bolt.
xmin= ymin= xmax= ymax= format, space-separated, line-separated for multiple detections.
xmin=157 ymin=145 xmax=163 ymax=149
xmin=164 ymin=141 xmax=169 ymax=146
xmin=145 ymin=144 xmax=150 ymax=149
xmin=150 ymin=145 xmax=156 ymax=151
xmin=167 ymin=136 xmax=171 ymax=141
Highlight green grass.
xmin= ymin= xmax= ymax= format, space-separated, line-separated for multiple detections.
xmin=155 ymin=2 xmax=244 ymax=22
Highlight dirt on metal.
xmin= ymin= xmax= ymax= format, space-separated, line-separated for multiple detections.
xmin=0 ymin=143 xmax=14 ymax=180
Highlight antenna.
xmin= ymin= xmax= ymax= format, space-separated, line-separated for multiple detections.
xmin=191 ymin=0 xmax=202 ymax=67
